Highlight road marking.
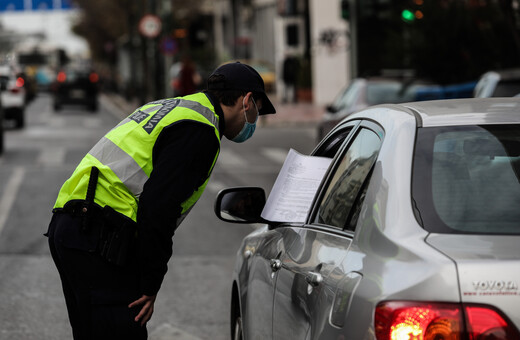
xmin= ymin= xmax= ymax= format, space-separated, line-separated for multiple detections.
xmin=84 ymin=117 xmax=102 ymax=128
xmin=48 ymin=117 xmax=66 ymax=128
xmin=0 ymin=166 xmax=25 ymax=237
xmin=262 ymin=147 xmax=289 ymax=164
xmin=218 ymin=149 xmax=245 ymax=167
xmin=37 ymin=147 xmax=67 ymax=166
xmin=206 ymin=180 xmax=226 ymax=193
xmin=149 ymin=323 xmax=202 ymax=340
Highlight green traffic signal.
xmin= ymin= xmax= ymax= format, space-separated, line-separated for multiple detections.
xmin=341 ymin=0 xmax=350 ymax=20
xmin=402 ymin=9 xmax=415 ymax=22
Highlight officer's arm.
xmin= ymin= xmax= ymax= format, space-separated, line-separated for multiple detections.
xmin=136 ymin=121 xmax=219 ymax=296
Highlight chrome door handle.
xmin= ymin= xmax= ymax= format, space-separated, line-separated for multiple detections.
xmin=305 ymin=272 xmax=323 ymax=287
xmin=270 ymin=259 xmax=282 ymax=272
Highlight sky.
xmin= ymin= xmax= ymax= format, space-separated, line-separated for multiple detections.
xmin=0 ymin=8 xmax=89 ymax=57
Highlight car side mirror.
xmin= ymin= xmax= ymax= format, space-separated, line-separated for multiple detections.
xmin=0 ymin=79 xmax=6 ymax=91
xmin=214 ymin=187 xmax=266 ymax=223
xmin=326 ymin=104 xmax=338 ymax=114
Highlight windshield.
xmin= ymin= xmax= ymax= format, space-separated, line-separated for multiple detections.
xmin=412 ymin=125 xmax=520 ymax=234
xmin=331 ymin=81 xmax=363 ymax=112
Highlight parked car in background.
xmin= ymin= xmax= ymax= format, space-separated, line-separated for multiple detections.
xmin=52 ymin=64 xmax=99 ymax=112
xmin=474 ymin=69 xmax=520 ymax=98
xmin=317 ymin=77 xmax=443 ymax=140
xmin=0 ymin=64 xmax=27 ymax=128
xmin=0 ymin=85 xmax=5 ymax=154
xmin=216 ymin=98 xmax=520 ymax=340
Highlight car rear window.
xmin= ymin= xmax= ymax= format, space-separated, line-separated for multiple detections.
xmin=493 ymin=80 xmax=520 ymax=97
xmin=412 ymin=125 xmax=520 ymax=234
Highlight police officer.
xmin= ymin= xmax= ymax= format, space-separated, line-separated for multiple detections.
xmin=47 ymin=61 xmax=276 ymax=340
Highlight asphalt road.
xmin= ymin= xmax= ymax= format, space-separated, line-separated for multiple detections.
xmin=0 ymin=93 xmax=317 ymax=340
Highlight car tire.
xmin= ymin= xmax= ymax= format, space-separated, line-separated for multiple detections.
xmin=231 ymin=288 xmax=243 ymax=340
xmin=54 ymin=102 xmax=61 ymax=111
xmin=88 ymin=99 xmax=98 ymax=112
xmin=0 ymin=125 xmax=4 ymax=155
xmin=15 ymin=109 xmax=25 ymax=128
xmin=232 ymin=315 xmax=243 ymax=340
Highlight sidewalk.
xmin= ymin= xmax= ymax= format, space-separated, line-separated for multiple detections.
xmin=102 ymin=93 xmax=325 ymax=128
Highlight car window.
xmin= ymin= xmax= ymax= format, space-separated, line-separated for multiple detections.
xmin=493 ymin=80 xmax=520 ymax=97
xmin=332 ymin=81 xmax=363 ymax=111
xmin=412 ymin=124 xmax=520 ymax=234
xmin=313 ymin=125 xmax=356 ymax=158
xmin=313 ymin=127 xmax=382 ymax=230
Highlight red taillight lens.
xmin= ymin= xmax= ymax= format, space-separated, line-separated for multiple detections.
xmin=376 ymin=302 xmax=520 ymax=340
xmin=465 ymin=305 xmax=520 ymax=340
xmin=16 ymin=77 xmax=24 ymax=88
xmin=375 ymin=302 xmax=462 ymax=340
xmin=89 ymin=72 xmax=99 ymax=83
xmin=57 ymin=71 xmax=66 ymax=83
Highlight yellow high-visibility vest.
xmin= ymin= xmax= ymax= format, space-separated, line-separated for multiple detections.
xmin=54 ymin=92 xmax=221 ymax=224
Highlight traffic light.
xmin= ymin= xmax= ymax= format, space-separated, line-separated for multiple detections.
xmin=401 ymin=9 xmax=415 ymax=22
xmin=341 ymin=0 xmax=350 ymax=20
xmin=402 ymin=0 xmax=424 ymax=23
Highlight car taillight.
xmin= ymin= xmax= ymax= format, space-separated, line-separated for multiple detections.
xmin=375 ymin=302 xmax=463 ymax=340
xmin=89 ymin=72 xmax=99 ymax=83
xmin=465 ymin=305 xmax=519 ymax=340
xmin=16 ymin=77 xmax=24 ymax=88
xmin=375 ymin=301 xmax=520 ymax=340
xmin=57 ymin=71 xmax=66 ymax=83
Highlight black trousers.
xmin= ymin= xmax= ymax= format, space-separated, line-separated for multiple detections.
xmin=47 ymin=213 xmax=147 ymax=340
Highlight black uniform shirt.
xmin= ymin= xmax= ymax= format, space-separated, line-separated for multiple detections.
xmin=136 ymin=93 xmax=224 ymax=296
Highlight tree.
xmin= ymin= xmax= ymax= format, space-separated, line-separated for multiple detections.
xmin=71 ymin=0 xmax=140 ymax=63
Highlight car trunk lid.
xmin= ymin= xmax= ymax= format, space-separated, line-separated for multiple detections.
xmin=426 ymin=234 xmax=520 ymax=332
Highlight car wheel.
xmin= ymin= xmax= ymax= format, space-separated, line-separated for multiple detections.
xmin=233 ymin=315 xmax=243 ymax=340
xmin=89 ymin=100 xmax=98 ymax=112
xmin=0 ymin=125 xmax=4 ymax=155
xmin=231 ymin=286 xmax=243 ymax=340
xmin=15 ymin=109 xmax=25 ymax=128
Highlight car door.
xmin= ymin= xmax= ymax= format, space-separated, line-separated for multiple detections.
xmin=272 ymin=121 xmax=384 ymax=339
xmin=242 ymin=123 xmax=358 ymax=340
xmin=243 ymin=227 xmax=300 ymax=339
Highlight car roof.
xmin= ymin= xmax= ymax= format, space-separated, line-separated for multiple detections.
xmin=403 ymin=98 xmax=520 ymax=127
xmin=347 ymin=98 xmax=520 ymax=128
xmin=486 ymin=68 xmax=520 ymax=81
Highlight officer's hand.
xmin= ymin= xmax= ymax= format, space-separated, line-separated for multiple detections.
xmin=129 ymin=294 xmax=157 ymax=326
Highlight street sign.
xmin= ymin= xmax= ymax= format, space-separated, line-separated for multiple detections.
xmin=139 ymin=14 xmax=162 ymax=39
xmin=0 ymin=0 xmax=74 ymax=11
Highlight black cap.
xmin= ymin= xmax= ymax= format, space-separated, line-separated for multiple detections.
xmin=207 ymin=61 xmax=276 ymax=115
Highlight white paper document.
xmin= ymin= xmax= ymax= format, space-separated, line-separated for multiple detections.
xmin=261 ymin=149 xmax=332 ymax=222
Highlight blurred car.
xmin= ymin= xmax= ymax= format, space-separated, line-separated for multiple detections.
xmin=52 ymin=65 xmax=99 ymax=112
xmin=0 ymin=84 xmax=5 ymax=154
xmin=474 ymin=69 xmax=520 ymax=98
xmin=215 ymin=98 xmax=520 ymax=340
xmin=17 ymin=71 xmax=37 ymax=103
xmin=0 ymin=64 xmax=27 ymax=128
xmin=317 ymin=77 xmax=443 ymax=140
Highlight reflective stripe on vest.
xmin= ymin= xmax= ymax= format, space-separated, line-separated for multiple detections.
xmin=88 ymin=98 xmax=220 ymax=198
xmin=54 ymin=93 xmax=221 ymax=222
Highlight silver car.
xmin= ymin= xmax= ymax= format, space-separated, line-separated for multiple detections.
xmin=215 ymin=98 xmax=520 ymax=340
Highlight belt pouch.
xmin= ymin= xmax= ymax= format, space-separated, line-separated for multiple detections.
xmin=100 ymin=206 xmax=137 ymax=266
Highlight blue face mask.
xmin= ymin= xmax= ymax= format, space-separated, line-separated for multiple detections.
xmin=232 ymin=97 xmax=259 ymax=143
